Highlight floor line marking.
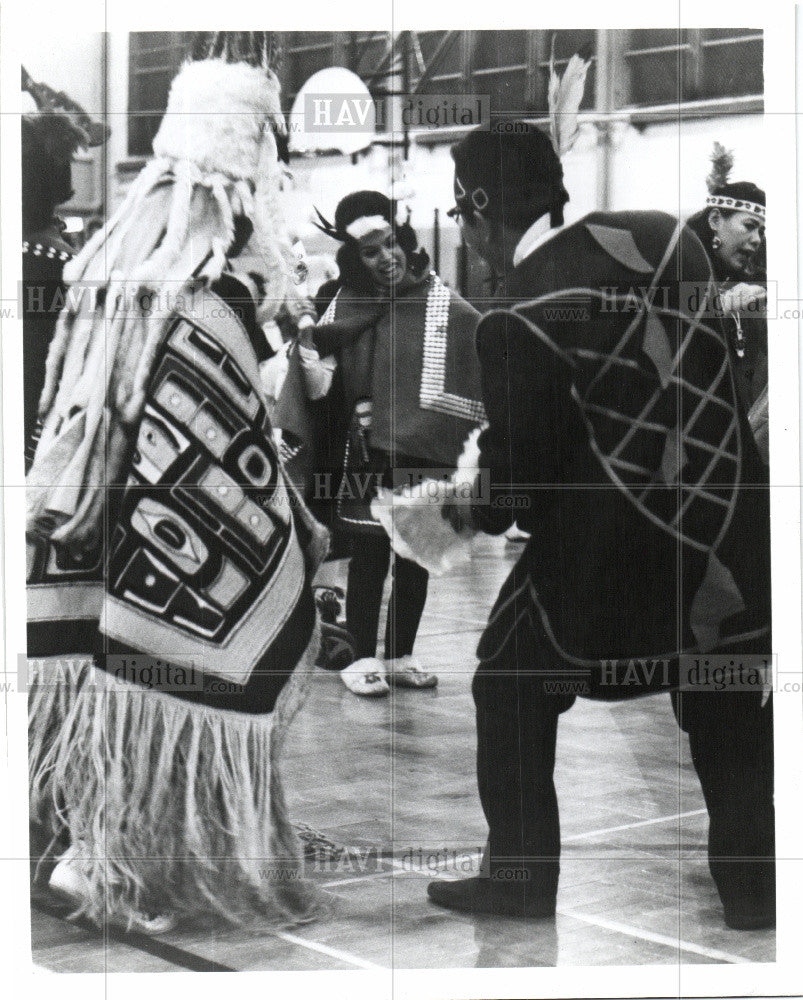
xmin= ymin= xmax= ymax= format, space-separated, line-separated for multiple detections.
xmin=322 ymin=870 xmax=755 ymax=967
xmin=31 ymin=899 xmax=236 ymax=972
xmin=274 ymin=930 xmax=387 ymax=971
xmin=319 ymin=811 xmax=709 ymax=890
xmin=556 ymin=908 xmax=752 ymax=964
xmin=564 ymin=809 xmax=708 ymax=841
xmin=313 ymin=807 xmax=710 ymax=897
xmin=322 ymin=870 xmax=396 ymax=889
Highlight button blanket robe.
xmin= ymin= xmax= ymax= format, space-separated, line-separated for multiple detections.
xmin=26 ymin=56 xmax=329 ymax=930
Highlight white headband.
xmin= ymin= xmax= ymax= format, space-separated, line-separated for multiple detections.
xmin=705 ymin=194 xmax=765 ymax=221
xmin=345 ymin=215 xmax=391 ymax=240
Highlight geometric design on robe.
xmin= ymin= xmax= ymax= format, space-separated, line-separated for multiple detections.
xmin=585 ymin=223 xmax=655 ymax=274
xmin=319 ymin=290 xmax=340 ymax=324
xmin=642 ymin=310 xmax=674 ymax=389
xmin=419 ymin=273 xmax=486 ymax=423
xmin=660 ymin=425 xmax=688 ymax=484
xmin=689 ymin=550 xmax=746 ymax=650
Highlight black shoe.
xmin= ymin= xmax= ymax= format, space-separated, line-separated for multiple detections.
xmin=723 ymin=906 xmax=776 ymax=931
xmin=427 ymin=877 xmax=555 ymax=919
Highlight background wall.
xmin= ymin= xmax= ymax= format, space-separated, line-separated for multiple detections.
xmin=18 ymin=29 xmax=765 ymax=294
xmin=20 ymin=32 xmax=106 ymax=218
xmin=285 ymin=111 xmax=764 ymax=292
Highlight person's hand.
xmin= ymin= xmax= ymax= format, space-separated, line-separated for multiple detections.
xmin=720 ymin=283 xmax=766 ymax=317
xmin=284 ymin=295 xmax=318 ymax=328
xmin=296 ymin=321 xmax=316 ymax=350
xmin=441 ymin=486 xmax=474 ymax=533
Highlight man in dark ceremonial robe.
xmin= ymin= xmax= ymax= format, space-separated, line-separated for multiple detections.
xmin=426 ymin=123 xmax=774 ymax=931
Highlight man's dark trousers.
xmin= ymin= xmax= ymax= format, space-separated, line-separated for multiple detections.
xmin=474 ymin=595 xmax=775 ymax=919
xmin=473 ymin=589 xmax=575 ymax=903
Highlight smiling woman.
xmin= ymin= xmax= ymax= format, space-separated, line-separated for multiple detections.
xmin=357 ymin=226 xmax=408 ymax=288
xmin=279 ymin=190 xmax=486 ymax=697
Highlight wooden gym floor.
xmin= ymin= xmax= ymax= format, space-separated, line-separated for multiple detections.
xmin=30 ymin=535 xmax=775 ymax=972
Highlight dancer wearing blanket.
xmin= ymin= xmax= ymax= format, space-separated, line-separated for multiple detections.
xmin=423 ymin=118 xmax=774 ymax=931
xmin=27 ymin=44 xmax=328 ymax=933
xmin=286 ymin=191 xmax=485 ymax=696
xmin=21 ymin=67 xmax=109 ymax=470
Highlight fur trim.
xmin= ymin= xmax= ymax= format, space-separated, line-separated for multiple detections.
xmin=371 ymin=484 xmax=474 ymax=577
xmin=28 ymin=58 xmax=296 ymax=550
xmin=454 ymin=425 xmax=483 ymax=488
xmin=153 ymin=59 xmax=283 ymax=181
xmin=370 ymin=428 xmax=484 ymax=577
xmin=29 ymin=621 xmax=329 ymax=929
xmin=345 ymin=215 xmax=390 ymax=240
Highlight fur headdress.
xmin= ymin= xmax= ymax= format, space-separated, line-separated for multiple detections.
xmin=27 ymin=54 xmax=293 ymax=548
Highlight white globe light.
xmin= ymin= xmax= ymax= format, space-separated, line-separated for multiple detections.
xmin=288 ymin=67 xmax=376 ymax=156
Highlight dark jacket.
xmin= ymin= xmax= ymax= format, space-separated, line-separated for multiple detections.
xmin=472 ymin=210 xmax=771 ymax=685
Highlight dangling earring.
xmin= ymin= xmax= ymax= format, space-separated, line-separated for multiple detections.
xmin=711 ymin=235 xmax=722 ymax=251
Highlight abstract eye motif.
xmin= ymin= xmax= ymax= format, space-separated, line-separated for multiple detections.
xmin=237 ymin=444 xmax=274 ymax=488
xmin=131 ymin=497 xmax=209 ymax=575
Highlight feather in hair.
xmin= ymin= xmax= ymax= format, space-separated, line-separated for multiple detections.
xmin=706 ymin=141 xmax=734 ymax=193
xmin=312 ymin=207 xmax=340 ymax=239
xmin=547 ymin=38 xmax=592 ymax=158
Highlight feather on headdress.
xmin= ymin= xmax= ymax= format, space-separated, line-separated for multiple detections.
xmin=312 ymin=207 xmax=340 ymax=239
xmin=27 ymin=56 xmax=294 ymax=548
xmin=703 ymin=144 xmax=764 ymax=220
xmin=547 ymin=39 xmax=592 ymax=158
xmin=22 ymin=66 xmax=110 ymax=231
xmin=22 ymin=65 xmax=109 ymax=149
xmin=706 ymin=142 xmax=734 ymax=193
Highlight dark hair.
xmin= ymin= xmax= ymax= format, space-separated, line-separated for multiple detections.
xmin=334 ymin=190 xmax=394 ymax=237
xmin=451 ymin=122 xmax=569 ymax=232
xmin=463 ymin=180 xmax=568 ymax=234
xmin=335 ymin=220 xmax=429 ymax=294
xmin=686 ymin=208 xmax=737 ymax=282
xmin=22 ymin=116 xmax=77 ymax=232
